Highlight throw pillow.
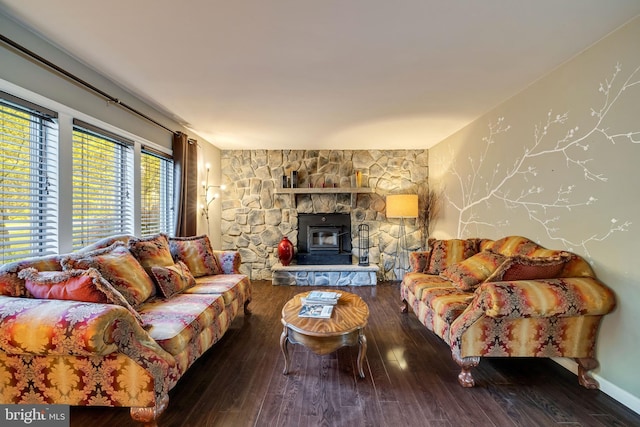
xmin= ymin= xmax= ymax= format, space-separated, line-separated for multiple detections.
xmin=426 ymin=239 xmax=479 ymax=275
xmin=151 ymin=261 xmax=196 ymax=298
xmin=440 ymin=251 xmax=507 ymax=291
xmin=169 ymin=235 xmax=223 ymax=277
xmin=61 ymin=241 xmax=155 ymax=307
xmin=485 ymin=253 xmax=572 ymax=282
xmin=18 ymin=267 xmax=143 ymax=325
xmin=128 ymin=233 xmax=175 ymax=273
xmin=409 ymin=251 xmax=431 ymax=273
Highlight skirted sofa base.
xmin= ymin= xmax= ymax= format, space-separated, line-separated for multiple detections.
xmin=401 ymin=236 xmax=616 ymax=389
xmin=0 ymin=234 xmax=251 ymax=425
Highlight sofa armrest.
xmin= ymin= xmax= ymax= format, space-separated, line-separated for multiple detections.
xmin=0 ymin=254 xmax=63 ymax=296
xmin=0 ymin=296 xmax=160 ymax=357
xmin=474 ymin=278 xmax=616 ymax=318
xmin=212 ymin=250 xmax=242 ymax=274
xmin=0 ymin=295 xmax=178 ymax=406
xmin=448 ymin=278 xmax=616 ymax=356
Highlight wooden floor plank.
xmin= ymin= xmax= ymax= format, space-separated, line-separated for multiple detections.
xmin=69 ymin=281 xmax=640 ymax=427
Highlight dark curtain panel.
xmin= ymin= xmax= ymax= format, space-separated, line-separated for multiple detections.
xmin=173 ymin=132 xmax=198 ymax=237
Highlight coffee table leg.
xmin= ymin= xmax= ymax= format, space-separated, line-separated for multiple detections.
xmin=357 ymin=331 xmax=367 ymax=378
xmin=280 ymin=326 xmax=290 ymax=375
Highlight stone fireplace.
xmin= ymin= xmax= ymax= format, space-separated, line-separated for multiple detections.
xmin=297 ymin=213 xmax=351 ymax=265
xmin=220 ymin=149 xmax=428 ymax=281
xmin=274 ymin=212 xmax=378 ymax=286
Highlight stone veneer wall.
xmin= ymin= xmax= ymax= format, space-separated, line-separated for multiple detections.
xmin=220 ymin=150 xmax=428 ymax=280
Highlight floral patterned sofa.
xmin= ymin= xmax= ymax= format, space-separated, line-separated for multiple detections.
xmin=401 ymin=235 xmax=616 ymax=389
xmin=0 ymin=233 xmax=251 ymax=425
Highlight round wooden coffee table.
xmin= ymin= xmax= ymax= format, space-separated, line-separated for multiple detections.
xmin=280 ymin=290 xmax=369 ymax=378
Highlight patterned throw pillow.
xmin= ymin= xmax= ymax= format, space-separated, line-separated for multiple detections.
xmin=128 ymin=233 xmax=175 ymax=272
xmin=409 ymin=251 xmax=431 ymax=273
xmin=485 ymin=253 xmax=572 ymax=282
xmin=61 ymin=242 xmax=155 ymax=307
xmin=169 ymin=235 xmax=223 ymax=277
xmin=426 ymin=239 xmax=479 ymax=275
xmin=151 ymin=261 xmax=196 ymax=298
xmin=18 ymin=267 xmax=143 ymax=324
xmin=440 ymin=251 xmax=507 ymax=291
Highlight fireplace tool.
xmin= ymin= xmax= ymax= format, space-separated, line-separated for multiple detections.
xmin=358 ymin=224 xmax=369 ymax=266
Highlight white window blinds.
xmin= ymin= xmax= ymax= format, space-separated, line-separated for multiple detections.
xmin=72 ymin=119 xmax=133 ymax=249
xmin=0 ymin=93 xmax=58 ymax=263
xmin=141 ymin=148 xmax=174 ymax=237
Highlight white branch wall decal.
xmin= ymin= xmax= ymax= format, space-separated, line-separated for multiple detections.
xmin=438 ymin=63 xmax=640 ymax=257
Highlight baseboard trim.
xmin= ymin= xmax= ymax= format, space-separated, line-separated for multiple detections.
xmin=553 ymin=357 xmax=640 ymax=415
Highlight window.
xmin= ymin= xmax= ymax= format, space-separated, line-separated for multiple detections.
xmin=141 ymin=148 xmax=174 ymax=237
xmin=72 ymin=119 xmax=133 ymax=249
xmin=0 ymin=93 xmax=58 ymax=263
xmin=1 ymin=89 xmax=176 ymax=261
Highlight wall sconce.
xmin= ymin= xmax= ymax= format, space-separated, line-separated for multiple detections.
xmin=200 ymin=163 xmax=226 ymax=232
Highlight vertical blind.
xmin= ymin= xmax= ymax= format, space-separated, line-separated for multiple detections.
xmin=0 ymin=94 xmax=58 ymax=262
xmin=141 ymin=148 xmax=174 ymax=237
xmin=72 ymin=120 xmax=134 ymax=249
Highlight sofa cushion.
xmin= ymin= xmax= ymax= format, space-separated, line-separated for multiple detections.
xmin=440 ymin=251 xmax=507 ymax=291
xmin=17 ymin=267 xmax=143 ymax=324
xmin=151 ymin=261 xmax=196 ymax=298
xmin=417 ymin=286 xmax=474 ymax=341
xmin=169 ymin=235 xmax=223 ymax=277
xmin=61 ymin=242 xmax=155 ymax=307
xmin=402 ymin=272 xmax=453 ymax=301
xmin=128 ymin=233 xmax=175 ymax=273
xmin=426 ymin=239 xmax=479 ymax=274
xmin=138 ymin=293 xmax=226 ymax=355
xmin=420 ymin=286 xmax=474 ymax=325
xmin=486 ymin=253 xmax=572 ymax=282
xmin=186 ymin=274 xmax=251 ymax=307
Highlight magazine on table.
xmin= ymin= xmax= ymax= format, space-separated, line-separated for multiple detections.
xmin=301 ymin=291 xmax=342 ymax=306
xmin=298 ymin=304 xmax=334 ymax=319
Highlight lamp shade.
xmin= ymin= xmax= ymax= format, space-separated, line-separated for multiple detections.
xmin=386 ymin=194 xmax=418 ymax=218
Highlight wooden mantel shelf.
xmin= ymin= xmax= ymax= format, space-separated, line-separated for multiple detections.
xmin=274 ymin=187 xmax=373 ymax=207
xmin=274 ymin=187 xmax=373 ymax=195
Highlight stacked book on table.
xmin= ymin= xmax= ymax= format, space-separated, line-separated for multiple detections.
xmin=298 ymin=291 xmax=342 ymax=318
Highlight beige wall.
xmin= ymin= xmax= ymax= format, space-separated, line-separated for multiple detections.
xmin=0 ymin=13 xmax=182 ymax=150
xmin=429 ymin=17 xmax=640 ymax=408
xmin=2 ymin=12 xmax=223 ymax=245
xmin=198 ymin=141 xmax=223 ymax=247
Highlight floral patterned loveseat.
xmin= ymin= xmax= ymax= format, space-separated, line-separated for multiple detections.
xmin=401 ymin=235 xmax=616 ymax=389
xmin=0 ymin=233 xmax=251 ymax=425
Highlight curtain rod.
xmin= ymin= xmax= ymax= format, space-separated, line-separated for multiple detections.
xmin=0 ymin=33 xmax=178 ymax=135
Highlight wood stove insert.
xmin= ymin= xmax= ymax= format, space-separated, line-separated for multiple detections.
xmin=296 ymin=213 xmax=352 ymax=265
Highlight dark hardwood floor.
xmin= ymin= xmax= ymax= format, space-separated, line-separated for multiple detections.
xmin=71 ymin=280 xmax=640 ymax=427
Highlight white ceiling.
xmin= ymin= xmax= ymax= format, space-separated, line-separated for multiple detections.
xmin=1 ymin=1 xmax=639 ymax=150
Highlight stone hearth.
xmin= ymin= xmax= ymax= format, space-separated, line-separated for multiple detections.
xmin=271 ymin=263 xmax=379 ymax=286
